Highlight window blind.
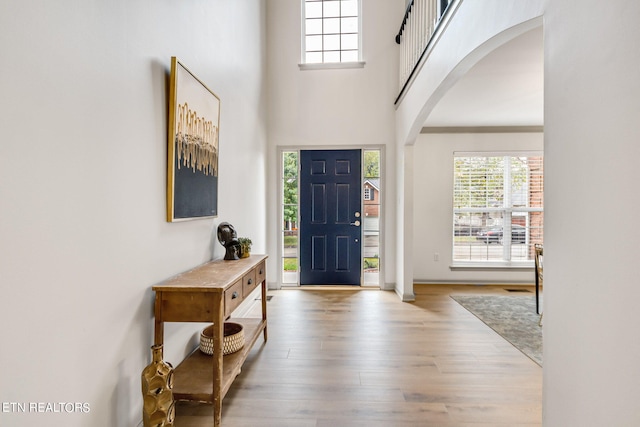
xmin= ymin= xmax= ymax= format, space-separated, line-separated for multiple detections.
xmin=453 ymin=153 xmax=543 ymax=263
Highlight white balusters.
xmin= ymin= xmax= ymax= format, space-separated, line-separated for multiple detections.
xmin=397 ymin=0 xmax=448 ymax=96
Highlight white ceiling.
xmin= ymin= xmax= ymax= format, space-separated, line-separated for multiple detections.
xmin=423 ymin=26 xmax=544 ymax=128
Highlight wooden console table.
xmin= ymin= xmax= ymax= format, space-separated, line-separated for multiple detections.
xmin=152 ymin=254 xmax=268 ymax=426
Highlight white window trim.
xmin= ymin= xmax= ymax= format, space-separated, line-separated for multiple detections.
xmin=300 ymin=0 xmax=364 ymax=68
xmin=299 ymin=61 xmax=365 ymax=70
xmin=450 ymin=261 xmax=535 ymax=270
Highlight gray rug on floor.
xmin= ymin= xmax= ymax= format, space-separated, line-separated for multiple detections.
xmin=451 ymin=295 xmax=542 ymax=366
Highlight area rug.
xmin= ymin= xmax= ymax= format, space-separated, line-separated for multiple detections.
xmin=451 ymin=295 xmax=542 ymax=366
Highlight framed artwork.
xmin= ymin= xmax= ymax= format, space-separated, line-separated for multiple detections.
xmin=167 ymin=57 xmax=220 ymax=221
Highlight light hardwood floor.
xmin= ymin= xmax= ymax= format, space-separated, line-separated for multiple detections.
xmin=177 ymin=284 xmax=542 ymax=426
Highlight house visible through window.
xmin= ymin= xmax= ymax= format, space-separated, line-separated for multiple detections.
xmin=302 ymin=0 xmax=360 ymax=64
xmin=453 ymin=152 xmax=543 ymax=264
xmin=364 ymin=186 xmax=372 ymax=200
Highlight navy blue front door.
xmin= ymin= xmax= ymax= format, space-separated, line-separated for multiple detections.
xmin=300 ymin=150 xmax=362 ymax=285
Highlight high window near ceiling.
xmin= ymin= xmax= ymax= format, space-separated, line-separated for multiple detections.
xmin=452 ymin=152 xmax=543 ymax=265
xmin=302 ymin=0 xmax=362 ymax=66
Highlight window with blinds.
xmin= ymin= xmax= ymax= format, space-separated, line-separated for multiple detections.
xmin=302 ymin=0 xmax=360 ymax=64
xmin=453 ymin=153 xmax=543 ymax=263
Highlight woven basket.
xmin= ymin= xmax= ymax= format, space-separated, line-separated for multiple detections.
xmin=199 ymin=322 xmax=244 ymax=355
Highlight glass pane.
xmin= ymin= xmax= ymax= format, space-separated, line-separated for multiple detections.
xmin=453 ymin=212 xmax=504 ymax=261
xmin=323 ymin=0 xmax=340 ymax=17
xmin=341 ymin=34 xmax=358 ymax=50
xmin=283 ymin=178 xmax=298 ymax=203
xmin=306 ymin=52 xmax=323 ymax=63
xmin=364 ymin=269 xmax=379 ymax=286
xmin=363 ymin=199 xmax=379 ymax=223
xmin=476 ymin=212 xmax=504 ymax=244
xmin=510 ymin=157 xmax=528 ymax=208
xmin=341 ymin=17 xmax=358 ymax=33
xmin=364 ymin=183 xmax=380 ymax=204
xmin=306 ymin=18 xmax=322 ymax=35
xmin=305 ymin=2 xmax=322 ymax=19
xmin=510 ymin=223 xmax=529 ymax=260
xmin=453 ymin=212 xmax=483 ymax=237
xmin=282 ymin=257 xmax=298 ymax=284
xmin=364 ymin=150 xmax=380 ymax=178
xmin=324 ymin=51 xmax=340 ymax=63
xmin=283 ymin=258 xmax=298 ymax=271
xmin=341 ymin=0 xmax=358 ymax=16
xmin=283 ymin=204 xmax=298 ymax=229
xmin=283 ymin=229 xmax=298 ymax=251
xmin=306 ymin=35 xmax=323 ymax=52
xmin=527 ymin=212 xmax=543 ymax=261
xmin=362 ymin=258 xmax=380 ymax=286
xmin=364 ymin=232 xmax=379 ymax=253
xmin=528 ymin=157 xmax=544 ymax=209
xmin=341 ymin=50 xmax=359 ymax=62
xmin=283 ymin=152 xmax=298 ymax=179
xmin=323 ymin=34 xmax=340 ymax=50
xmin=453 ymin=157 xmax=505 ymax=209
xmin=324 ymin=17 xmax=340 ymax=34
xmin=529 ymin=212 xmax=544 ymax=245
xmin=364 ymin=257 xmax=379 ymax=272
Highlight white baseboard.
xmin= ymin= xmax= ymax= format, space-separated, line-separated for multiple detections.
xmin=413 ymin=280 xmax=534 ymax=286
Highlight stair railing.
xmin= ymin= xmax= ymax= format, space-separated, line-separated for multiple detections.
xmin=395 ymin=0 xmax=458 ymax=105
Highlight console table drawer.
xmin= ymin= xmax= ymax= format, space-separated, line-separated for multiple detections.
xmin=224 ymin=279 xmax=243 ymax=317
xmin=242 ymin=268 xmax=258 ymax=298
xmin=256 ymin=260 xmax=266 ymax=288
xmin=157 ymin=291 xmax=216 ymax=322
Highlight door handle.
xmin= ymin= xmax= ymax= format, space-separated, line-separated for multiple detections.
xmin=350 ymin=220 xmax=361 ymax=226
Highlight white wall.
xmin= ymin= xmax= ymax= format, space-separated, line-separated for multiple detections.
xmin=413 ymin=132 xmax=543 ymax=284
xmin=0 ymin=2 xmax=267 ymax=426
xmin=543 ymin=1 xmax=640 ymax=425
xmin=265 ymin=0 xmax=404 ymax=289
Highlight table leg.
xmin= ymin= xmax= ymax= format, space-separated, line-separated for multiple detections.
xmin=212 ymin=297 xmax=224 ymax=426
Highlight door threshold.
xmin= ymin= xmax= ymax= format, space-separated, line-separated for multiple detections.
xmin=296 ymin=285 xmax=378 ymax=291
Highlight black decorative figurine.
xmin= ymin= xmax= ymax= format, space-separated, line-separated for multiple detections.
xmin=217 ymin=222 xmax=240 ymax=260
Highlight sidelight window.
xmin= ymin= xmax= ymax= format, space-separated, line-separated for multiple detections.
xmin=363 ymin=150 xmax=381 ymax=286
xmin=281 ymin=151 xmax=299 ymax=284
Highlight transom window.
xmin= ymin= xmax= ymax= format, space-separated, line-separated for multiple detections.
xmin=302 ymin=0 xmax=360 ymax=64
xmin=453 ymin=152 xmax=543 ymax=264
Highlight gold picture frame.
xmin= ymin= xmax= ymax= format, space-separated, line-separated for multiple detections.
xmin=167 ymin=57 xmax=220 ymax=222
